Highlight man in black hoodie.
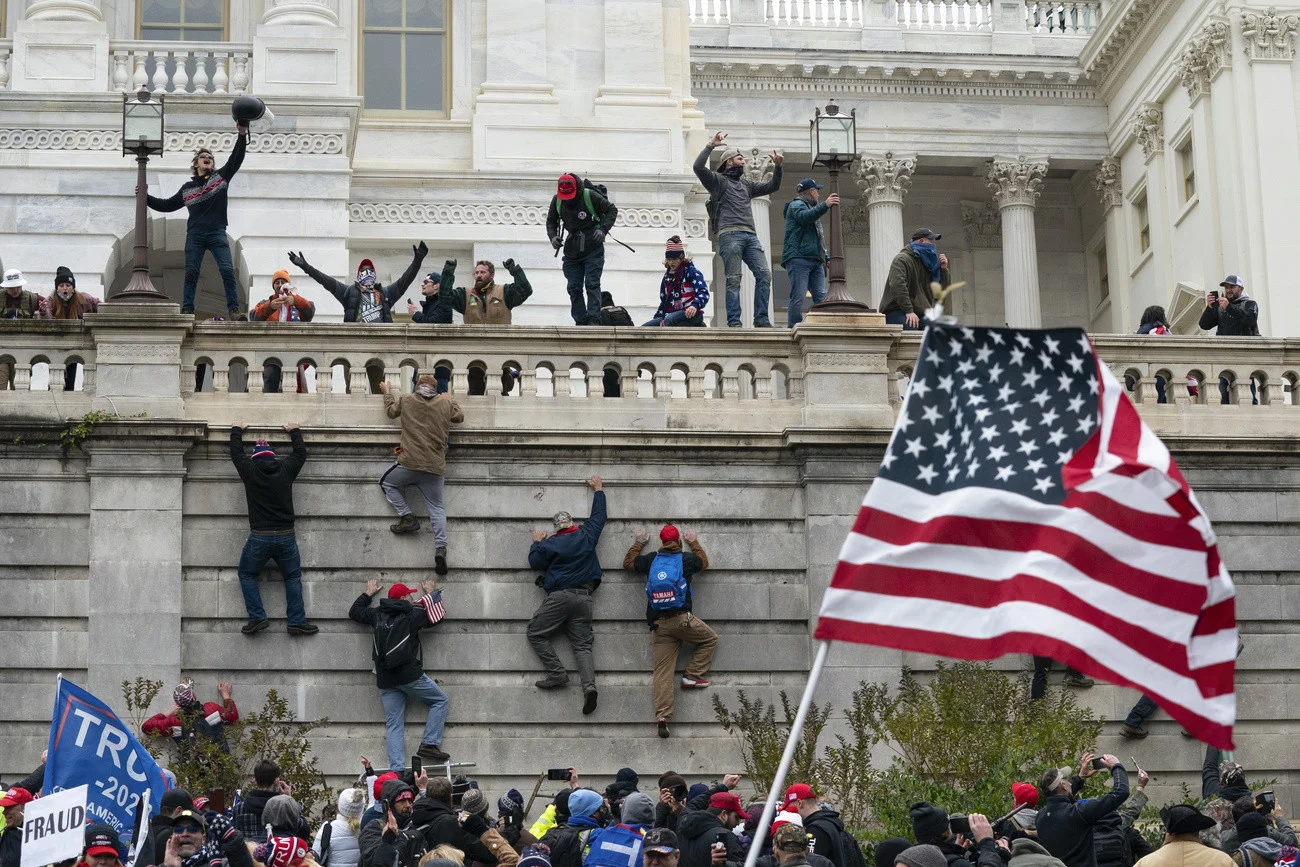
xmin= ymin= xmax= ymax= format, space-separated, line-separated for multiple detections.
xmin=410 ymin=777 xmax=496 ymax=864
xmin=546 ymin=173 xmax=618 ymax=325
xmin=234 ymin=760 xmax=296 ymax=842
xmin=150 ymin=788 xmax=194 ymax=865
xmin=289 ymin=244 xmax=428 ymax=324
xmin=359 ymin=779 xmax=419 ymax=867
xmin=144 ymin=124 xmax=249 ymax=318
xmin=230 ymin=424 xmax=318 ymax=636
xmin=407 ymin=260 xmax=458 ymax=324
xmin=678 ymin=793 xmax=747 ymax=867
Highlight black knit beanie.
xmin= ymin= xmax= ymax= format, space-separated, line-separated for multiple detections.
xmin=55 ymin=266 xmax=75 ymax=289
xmin=909 ymin=802 xmax=950 ymax=844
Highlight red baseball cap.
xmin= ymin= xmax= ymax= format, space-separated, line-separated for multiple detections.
xmin=557 ymin=174 xmax=579 ymax=201
xmin=388 ymin=583 xmax=420 ymax=600
xmin=780 ymin=784 xmax=819 ymax=811
xmin=0 ymin=787 xmax=34 ymax=808
xmin=709 ymin=792 xmax=748 ymax=818
xmin=372 ymin=771 xmax=399 ymax=800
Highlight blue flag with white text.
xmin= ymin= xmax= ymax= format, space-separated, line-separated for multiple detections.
xmin=45 ymin=678 xmax=170 ymax=841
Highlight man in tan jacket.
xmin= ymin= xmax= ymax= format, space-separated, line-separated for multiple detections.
xmin=378 ymin=375 xmax=464 ymax=575
xmin=1133 ymin=805 xmax=1231 ymax=867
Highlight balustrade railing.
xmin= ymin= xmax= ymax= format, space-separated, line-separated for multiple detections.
xmin=0 ymin=41 xmax=12 ymax=91
xmin=688 ymin=0 xmax=1099 ymax=33
xmin=1024 ymin=0 xmax=1101 ymax=34
xmin=688 ymin=0 xmax=732 ymax=23
xmin=767 ymin=0 xmax=866 ymax=26
xmin=110 ymin=42 xmax=252 ymax=95
xmin=897 ymin=0 xmax=993 ymax=29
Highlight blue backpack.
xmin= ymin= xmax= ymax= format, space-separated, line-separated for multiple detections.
xmin=584 ymin=825 xmax=644 ymax=867
xmin=645 ymin=553 xmax=688 ymax=611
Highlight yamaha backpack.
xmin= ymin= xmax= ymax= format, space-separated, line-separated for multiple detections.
xmin=645 ymin=553 xmax=688 ymax=611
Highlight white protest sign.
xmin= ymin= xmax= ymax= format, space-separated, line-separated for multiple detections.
xmin=21 ymin=785 xmax=89 ymax=867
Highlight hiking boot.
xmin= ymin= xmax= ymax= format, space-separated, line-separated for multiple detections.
xmin=288 ymin=622 xmax=319 ymax=636
xmin=434 ymin=546 xmax=448 ymax=575
xmin=535 ymin=676 xmax=570 ymax=690
xmin=1063 ymin=673 xmax=1095 ymax=689
xmin=727 ymin=322 xmax=742 ymax=328
xmin=180 ymin=306 xmax=195 ymax=315
xmin=241 ymin=618 xmax=270 ymax=635
xmin=680 ymin=677 xmax=711 ymax=689
xmin=582 ymin=689 xmax=599 ymax=716
xmin=390 ymin=515 xmax=420 ymax=534
xmin=228 ymin=308 xmax=248 ymax=322
xmin=1120 ymin=723 xmax=1149 ymax=739
xmin=657 ymin=719 xmax=670 ymax=739
xmin=417 ymin=743 xmax=450 ymax=763
xmin=754 ymin=320 xmax=773 ymax=328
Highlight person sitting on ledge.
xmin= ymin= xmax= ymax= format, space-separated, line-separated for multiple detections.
xmin=288 ymin=243 xmax=428 ymax=324
xmin=644 ymin=237 xmax=709 ymax=328
xmin=443 ymin=259 xmax=532 ymax=324
xmin=407 ymin=259 xmax=459 ymax=324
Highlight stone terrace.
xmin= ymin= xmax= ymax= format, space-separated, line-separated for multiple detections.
xmin=1 ymin=306 xmax=1298 ymax=806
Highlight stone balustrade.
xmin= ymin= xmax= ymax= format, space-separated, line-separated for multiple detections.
xmin=898 ymin=0 xmax=994 ymax=31
xmin=688 ymin=0 xmax=1095 ymax=32
xmin=110 ymin=41 xmax=253 ymax=95
xmin=0 ymin=41 xmax=11 ymax=91
xmin=1024 ymin=0 xmax=1102 ymax=34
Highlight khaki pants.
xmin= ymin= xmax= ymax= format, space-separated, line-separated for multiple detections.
xmin=652 ymin=611 xmax=718 ymax=720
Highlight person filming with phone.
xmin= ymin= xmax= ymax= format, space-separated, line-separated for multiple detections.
xmin=1038 ymin=752 xmax=1130 ymax=867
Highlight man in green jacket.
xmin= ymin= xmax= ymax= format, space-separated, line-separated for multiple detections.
xmin=781 ymin=178 xmax=840 ymax=327
xmin=880 ymin=228 xmax=950 ymax=329
xmin=443 ymin=259 xmax=532 ymax=324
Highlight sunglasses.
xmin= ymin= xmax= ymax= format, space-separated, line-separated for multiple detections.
xmin=174 ymin=824 xmax=204 ymax=835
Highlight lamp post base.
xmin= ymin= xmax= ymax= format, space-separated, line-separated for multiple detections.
xmin=110 ymin=268 xmax=171 ymax=303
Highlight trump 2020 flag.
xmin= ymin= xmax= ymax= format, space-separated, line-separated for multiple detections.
xmin=815 ymin=323 xmax=1238 ymax=748
xmin=45 ymin=678 xmax=170 ymax=841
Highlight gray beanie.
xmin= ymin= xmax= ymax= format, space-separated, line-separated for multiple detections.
xmin=621 ymin=792 xmax=655 ymax=827
xmin=261 ymin=794 xmax=301 ymax=834
xmin=461 ymin=789 xmax=490 ymax=816
xmin=895 ymin=845 xmax=947 ymax=867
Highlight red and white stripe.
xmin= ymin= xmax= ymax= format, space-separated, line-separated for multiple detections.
xmin=816 ymin=350 xmax=1238 ymax=747
xmin=418 ymin=594 xmax=446 ymax=626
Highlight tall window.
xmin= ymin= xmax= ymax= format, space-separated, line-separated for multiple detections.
xmin=139 ymin=0 xmax=225 ymax=40
xmin=1178 ymin=141 xmax=1196 ymax=202
xmin=1135 ymin=194 xmax=1150 ymax=254
xmin=362 ymin=0 xmax=448 ymax=112
xmin=1097 ymin=245 xmax=1109 ymax=301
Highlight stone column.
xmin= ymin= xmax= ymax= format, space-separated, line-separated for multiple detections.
xmin=253 ymin=0 xmax=349 ymax=97
xmin=477 ymin=0 xmax=556 ymax=105
xmin=855 ymin=152 xmax=915 ymax=308
xmin=1093 ymin=157 xmax=1128 ymax=331
xmin=987 ymin=156 xmax=1048 ymax=328
xmin=11 ymin=0 xmax=109 ymax=92
xmin=596 ymin=0 xmax=675 ymax=108
xmin=1239 ymin=8 xmax=1300 ymax=336
xmin=735 ymin=149 xmax=775 ymax=327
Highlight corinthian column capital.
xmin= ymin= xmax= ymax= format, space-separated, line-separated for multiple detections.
xmin=854 ymin=152 xmax=916 ymax=205
xmin=987 ymin=156 xmax=1049 ymax=209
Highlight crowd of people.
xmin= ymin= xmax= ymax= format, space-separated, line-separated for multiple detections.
xmin=3 ymin=746 xmax=1293 ymax=867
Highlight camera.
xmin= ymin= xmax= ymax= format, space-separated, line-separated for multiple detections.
xmin=1091 ymin=758 xmax=1106 ymax=770
xmin=949 ymin=815 xmax=971 ymax=837
xmin=1257 ymin=792 xmax=1276 ymax=814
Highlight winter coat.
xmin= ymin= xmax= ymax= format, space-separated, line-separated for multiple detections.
xmin=1 ymin=288 xmax=44 ymax=319
xmin=546 ymin=178 xmax=619 ymax=259
xmin=445 ymin=264 xmax=533 ymax=325
xmin=653 ymin=262 xmax=710 ymax=319
xmin=299 ymin=249 xmax=426 ymax=323
xmin=408 ymin=798 xmax=497 ymax=866
xmin=142 ymin=696 xmax=239 ymax=752
xmin=411 ymin=293 xmax=455 ymax=324
xmin=782 ymin=197 xmax=830 ymax=265
xmin=624 ymin=539 xmax=709 ymax=627
xmin=677 ymin=810 xmax=743 ymax=867
xmin=997 ymin=807 xmax=1040 ymax=842
xmin=529 ymin=491 xmax=607 ymax=592
xmin=879 ymin=246 xmax=951 ymax=317
xmin=252 ymin=293 xmax=315 ymax=323
xmin=1137 ymin=320 xmax=1171 ymax=335
xmin=540 ymin=822 xmax=597 ymax=867
xmin=314 ymin=817 xmax=361 ymax=867
xmin=0 ymin=825 xmax=21 ymax=867
xmin=1219 ymin=821 xmax=1297 ymax=856
xmin=653 ymin=786 xmax=720 ymax=833
xmin=46 ymin=290 xmax=99 ymax=320
xmin=1038 ymin=767 xmax=1131 ymax=867
xmin=1198 ymin=295 xmax=1260 ymax=336
xmin=147 ymin=133 xmax=247 ymax=233
xmin=1010 ymin=838 xmax=1071 ymax=867
xmin=230 ymin=427 xmax=306 ymax=531
xmin=693 ymin=144 xmax=783 ymax=234
xmin=1134 ymin=841 xmax=1234 ymax=867
xmin=382 ymin=391 xmax=463 ymax=476
xmin=234 ymin=789 xmax=280 ymax=842
xmin=347 ymin=593 xmax=446 ymax=689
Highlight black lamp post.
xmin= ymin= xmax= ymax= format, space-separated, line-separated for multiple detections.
xmin=113 ymin=87 xmax=170 ymax=302
xmin=810 ymin=101 xmax=871 ymax=312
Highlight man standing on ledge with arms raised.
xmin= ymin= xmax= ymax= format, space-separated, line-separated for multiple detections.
xmin=693 ymin=131 xmax=783 ymax=328
xmin=528 ymin=476 xmax=606 ymax=716
xmin=145 ymin=122 xmax=249 ymax=319
xmin=445 ymin=259 xmax=533 ymax=324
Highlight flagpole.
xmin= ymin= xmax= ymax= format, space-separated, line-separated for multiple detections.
xmin=741 ymin=640 xmax=832 ymax=867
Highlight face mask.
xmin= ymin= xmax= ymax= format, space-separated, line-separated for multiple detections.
xmin=723 ymin=165 xmax=744 ymax=179
xmin=57 ymin=287 xmax=75 ymax=301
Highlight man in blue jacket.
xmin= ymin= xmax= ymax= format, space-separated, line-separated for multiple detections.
xmin=528 ymin=475 xmax=606 ymax=715
xmin=781 ymin=179 xmax=839 ymax=327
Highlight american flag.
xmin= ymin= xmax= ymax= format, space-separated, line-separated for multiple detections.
xmin=815 ymin=323 xmax=1238 ymax=747
xmin=419 ymin=592 xmax=446 ymax=625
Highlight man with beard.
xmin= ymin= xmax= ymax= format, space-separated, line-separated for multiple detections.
xmin=546 ymin=173 xmax=618 ymax=325
xmin=358 ymin=781 xmax=421 ymax=867
xmin=443 ymin=259 xmax=532 ymax=324
xmin=163 ymin=810 xmax=255 ymax=867
xmin=288 ymin=245 xmax=429 ymax=324
xmin=693 ymin=131 xmax=783 ymax=328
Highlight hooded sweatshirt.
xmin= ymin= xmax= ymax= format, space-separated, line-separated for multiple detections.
xmin=677 ymin=810 xmax=744 ymax=867
xmin=230 ymin=428 xmax=306 ymax=531
xmin=692 ymin=144 xmax=783 ymax=234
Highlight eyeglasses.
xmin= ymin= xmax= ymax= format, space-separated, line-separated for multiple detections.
xmin=174 ymin=824 xmax=204 ymax=835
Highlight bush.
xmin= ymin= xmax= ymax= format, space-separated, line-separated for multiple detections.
xmin=712 ymin=661 xmax=1103 ymax=839
xmin=713 ymin=689 xmax=830 ymax=797
xmin=123 ymin=681 xmax=333 ymax=821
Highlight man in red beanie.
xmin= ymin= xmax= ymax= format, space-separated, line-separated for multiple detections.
xmin=623 ymin=524 xmax=714 ymax=739
xmin=348 ymin=578 xmax=450 ymax=771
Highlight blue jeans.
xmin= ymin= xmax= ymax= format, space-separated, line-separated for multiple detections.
xmin=718 ymin=231 xmax=771 ymax=326
xmin=562 ymin=247 xmax=605 ymax=324
xmin=884 ymin=309 xmax=922 ymax=330
xmin=237 ymin=533 xmax=308 ymax=625
xmin=642 ymin=310 xmax=706 ymax=327
xmin=380 ymin=674 xmax=450 ymax=771
xmin=785 ymin=258 xmax=827 ymax=326
xmin=1218 ymin=376 xmax=1259 ymax=405
xmin=183 ymin=227 xmax=240 ymax=312
xmin=1124 ymin=694 xmax=1159 ymax=728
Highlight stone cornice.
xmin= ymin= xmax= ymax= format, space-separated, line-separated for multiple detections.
xmin=1241 ymin=7 xmax=1300 ymax=61
xmin=1080 ymin=0 xmax=1172 ymax=83
xmin=1176 ymin=20 xmax=1232 ymax=102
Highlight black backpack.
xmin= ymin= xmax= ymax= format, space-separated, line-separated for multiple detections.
xmin=809 ymin=818 xmax=868 ymax=867
xmin=372 ymin=609 xmax=420 ymax=670
xmin=599 ymin=306 xmax=633 ymax=327
xmin=1092 ymin=822 xmax=1134 ymax=867
xmin=541 ymin=825 xmax=588 ymax=867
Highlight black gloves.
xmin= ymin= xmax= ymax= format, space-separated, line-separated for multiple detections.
xmin=445 ymin=258 xmax=457 ymax=270
xmin=414 ymin=241 xmax=428 ymax=257
xmin=503 ymin=258 xmax=517 ymax=271
xmin=550 ymin=236 xmax=563 ymax=250
xmin=591 ymin=230 xmax=605 ymax=244
xmin=287 ymin=251 xmax=307 ymax=268
xmin=461 ymin=812 xmax=489 ymax=837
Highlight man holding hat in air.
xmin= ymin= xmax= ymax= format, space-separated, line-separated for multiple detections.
xmin=623 ymin=525 xmax=715 ymax=739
